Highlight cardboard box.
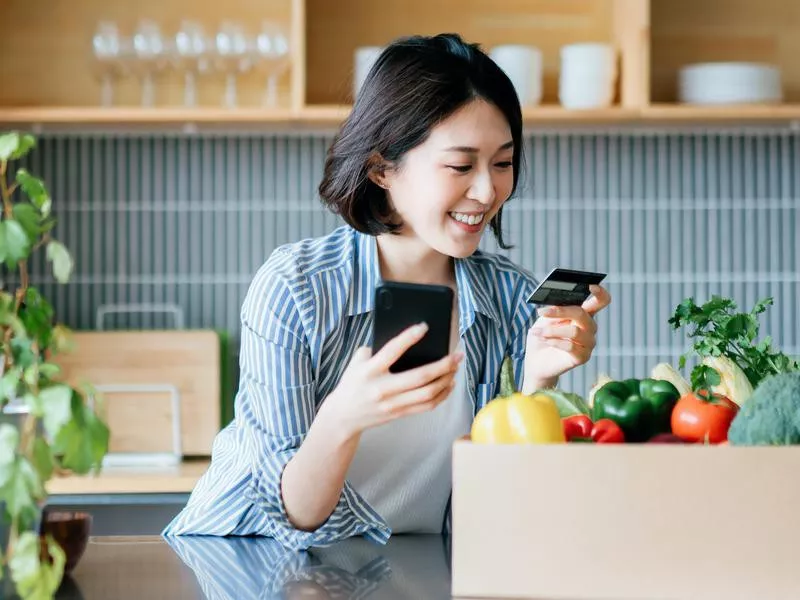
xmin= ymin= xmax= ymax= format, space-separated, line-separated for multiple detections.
xmin=451 ymin=441 xmax=800 ymax=600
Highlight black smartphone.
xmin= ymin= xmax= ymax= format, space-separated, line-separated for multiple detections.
xmin=371 ymin=281 xmax=454 ymax=373
xmin=527 ymin=267 xmax=607 ymax=306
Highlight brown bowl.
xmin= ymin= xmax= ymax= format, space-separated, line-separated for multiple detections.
xmin=40 ymin=510 xmax=92 ymax=574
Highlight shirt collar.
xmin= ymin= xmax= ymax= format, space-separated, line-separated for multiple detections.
xmin=348 ymin=229 xmax=502 ymax=328
xmin=348 ymin=229 xmax=382 ymax=316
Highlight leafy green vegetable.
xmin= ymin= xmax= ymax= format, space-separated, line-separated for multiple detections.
xmin=690 ymin=364 xmax=721 ymax=399
xmin=669 ymin=295 xmax=799 ymax=390
xmin=728 ymin=372 xmax=800 ymax=445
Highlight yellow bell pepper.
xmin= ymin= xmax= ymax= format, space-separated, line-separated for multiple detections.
xmin=471 ymin=357 xmax=566 ymax=444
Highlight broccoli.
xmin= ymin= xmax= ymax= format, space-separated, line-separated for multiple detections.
xmin=728 ymin=371 xmax=800 ymax=445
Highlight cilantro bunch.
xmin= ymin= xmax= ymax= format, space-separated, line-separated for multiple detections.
xmin=668 ymin=295 xmax=800 ymax=390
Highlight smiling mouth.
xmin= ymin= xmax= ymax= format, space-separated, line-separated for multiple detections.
xmin=448 ymin=211 xmax=485 ymax=226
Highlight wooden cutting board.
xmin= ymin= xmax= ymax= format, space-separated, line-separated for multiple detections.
xmin=52 ymin=330 xmax=221 ymax=457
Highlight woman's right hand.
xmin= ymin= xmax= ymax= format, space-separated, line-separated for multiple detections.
xmin=321 ymin=323 xmax=464 ymax=438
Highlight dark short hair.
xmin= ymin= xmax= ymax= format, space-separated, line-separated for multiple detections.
xmin=318 ymin=33 xmax=523 ymax=250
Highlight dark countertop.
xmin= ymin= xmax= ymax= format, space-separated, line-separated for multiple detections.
xmin=54 ymin=534 xmax=456 ymax=600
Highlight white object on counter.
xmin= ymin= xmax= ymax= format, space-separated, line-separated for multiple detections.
xmin=490 ymin=45 xmax=543 ymax=106
xmin=678 ymin=62 xmax=783 ymax=105
xmin=559 ymin=42 xmax=617 ymax=110
xmin=353 ymin=46 xmax=383 ymax=99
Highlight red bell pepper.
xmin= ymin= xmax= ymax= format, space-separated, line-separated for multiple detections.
xmin=562 ymin=415 xmax=625 ymax=444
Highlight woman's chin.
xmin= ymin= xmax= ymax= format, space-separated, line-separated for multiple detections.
xmin=436 ymin=237 xmax=482 ymax=259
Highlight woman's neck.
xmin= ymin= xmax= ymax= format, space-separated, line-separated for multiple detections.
xmin=375 ymin=233 xmax=455 ymax=287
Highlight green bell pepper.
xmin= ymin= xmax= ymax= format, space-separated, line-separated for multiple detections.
xmin=592 ymin=378 xmax=681 ymax=442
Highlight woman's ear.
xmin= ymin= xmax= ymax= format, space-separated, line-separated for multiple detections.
xmin=366 ymin=152 xmax=392 ymax=189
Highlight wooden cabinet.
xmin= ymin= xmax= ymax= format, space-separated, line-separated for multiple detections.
xmin=0 ymin=0 xmax=798 ymax=127
xmin=647 ymin=0 xmax=800 ymax=120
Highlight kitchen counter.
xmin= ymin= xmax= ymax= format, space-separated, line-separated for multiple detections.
xmin=54 ymin=533 xmax=455 ymax=600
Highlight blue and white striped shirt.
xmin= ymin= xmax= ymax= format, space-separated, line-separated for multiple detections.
xmin=163 ymin=225 xmax=539 ymax=550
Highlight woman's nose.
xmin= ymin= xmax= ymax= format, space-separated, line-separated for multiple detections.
xmin=467 ymin=170 xmax=496 ymax=205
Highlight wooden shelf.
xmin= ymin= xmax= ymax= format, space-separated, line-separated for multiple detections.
xmin=0 ymin=104 xmax=643 ymax=127
xmin=4 ymin=104 xmax=800 ymax=129
xmin=46 ymin=459 xmax=210 ymax=495
xmin=2 ymin=1 xmax=800 ymax=130
xmin=0 ymin=105 xmax=351 ymax=128
xmin=651 ymin=0 xmax=800 ymax=103
xmin=642 ymin=103 xmax=800 ymax=123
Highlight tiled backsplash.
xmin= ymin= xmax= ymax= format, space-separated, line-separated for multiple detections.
xmin=15 ymin=127 xmax=800 ymax=398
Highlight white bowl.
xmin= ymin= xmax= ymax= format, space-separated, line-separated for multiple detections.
xmin=678 ymin=62 xmax=782 ymax=105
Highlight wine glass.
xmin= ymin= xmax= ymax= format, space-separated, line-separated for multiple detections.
xmin=132 ymin=19 xmax=169 ymax=107
xmin=251 ymin=20 xmax=291 ymax=107
xmin=92 ymin=21 xmax=127 ymax=107
xmin=214 ymin=21 xmax=250 ymax=108
xmin=174 ymin=21 xmax=210 ymax=107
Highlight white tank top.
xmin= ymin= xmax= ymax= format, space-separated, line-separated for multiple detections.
xmin=345 ymin=345 xmax=472 ymax=533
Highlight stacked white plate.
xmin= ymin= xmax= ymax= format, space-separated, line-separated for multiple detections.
xmin=678 ymin=62 xmax=783 ymax=105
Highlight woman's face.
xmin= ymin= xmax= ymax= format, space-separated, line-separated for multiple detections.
xmin=378 ymin=98 xmax=515 ymax=259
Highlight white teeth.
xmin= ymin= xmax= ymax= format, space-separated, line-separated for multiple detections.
xmin=450 ymin=212 xmax=484 ymax=226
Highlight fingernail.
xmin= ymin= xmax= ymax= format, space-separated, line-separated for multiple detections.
xmin=416 ymin=322 xmax=429 ymax=333
xmin=454 ymin=352 xmax=465 ymax=362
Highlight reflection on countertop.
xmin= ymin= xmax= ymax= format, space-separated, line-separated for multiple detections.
xmin=56 ymin=533 xmax=453 ymax=600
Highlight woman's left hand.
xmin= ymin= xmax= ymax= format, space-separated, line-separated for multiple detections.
xmin=523 ymin=284 xmax=611 ymax=391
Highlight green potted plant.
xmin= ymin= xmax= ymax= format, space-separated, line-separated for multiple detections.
xmin=0 ymin=131 xmax=109 ymax=599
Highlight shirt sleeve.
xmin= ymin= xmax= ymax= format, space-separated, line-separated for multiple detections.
xmin=236 ymin=249 xmax=391 ymax=551
xmin=506 ymin=271 xmax=540 ymax=392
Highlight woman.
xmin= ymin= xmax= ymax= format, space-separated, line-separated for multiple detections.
xmin=163 ymin=33 xmax=610 ymax=551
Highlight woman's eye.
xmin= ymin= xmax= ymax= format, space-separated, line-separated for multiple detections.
xmin=447 ymin=165 xmax=472 ymax=173
xmin=495 ymin=161 xmax=512 ymax=169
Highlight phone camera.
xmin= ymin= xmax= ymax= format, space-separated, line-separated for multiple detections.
xmin=379 ymin=289 xmax=393 ymax=310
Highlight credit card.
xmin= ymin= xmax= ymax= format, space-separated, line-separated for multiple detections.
xmin=527 ymin=267 xmax=607 ymax=306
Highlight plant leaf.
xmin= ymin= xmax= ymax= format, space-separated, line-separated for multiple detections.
xmin=46 ymin=239 xmax=73 ymax=283
xmin=0 ymin=456 xmax=41 ymax=519
xmin=23 ymin=365 xmax=39 ymax=387
xmin=10 ymin=134 xmax=36 ymax=161
xmin=690 ymin=364 xmax=721 ymax=393
xmin=49 ymin=324 xmax=74 ymax=355
xmin=38 ymin=362 xmax=61 ymax=380
xmin=0 ymin=423 xmax=19 ymax=487
xmin=15 ymin=169 xmax=51 ymax=217
xmin=0 ymin=366 xmax=23 ymax=400
xmin=3 ymin=219 xmax=32 ymax=264
xmin=751 ymin=297 xmax=773 ymax=315
xmin=12 ymin=203 xmax=42 ymax=241
xmin=53 ymin=393 xmax=110 ymax=475
xmin=32 ymin=436 xmax=54 ymax=482
xmin=0 ymin=132 xmax=20 ymax=161
xmin=10 ymin=336 xmax=37 ymax=369
xmin=23 ymin=392 xmax=43 ymax=417
xmin=19 ymin=287 xmax=55 ymax=351
xmin=39 ymin=384 xmax=72 ymax=439
xmin=9 ymin=531 xmax=66 ymax=600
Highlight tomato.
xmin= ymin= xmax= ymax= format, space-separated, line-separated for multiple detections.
xmin=671 ymin=391 xmax=739 ymax=444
